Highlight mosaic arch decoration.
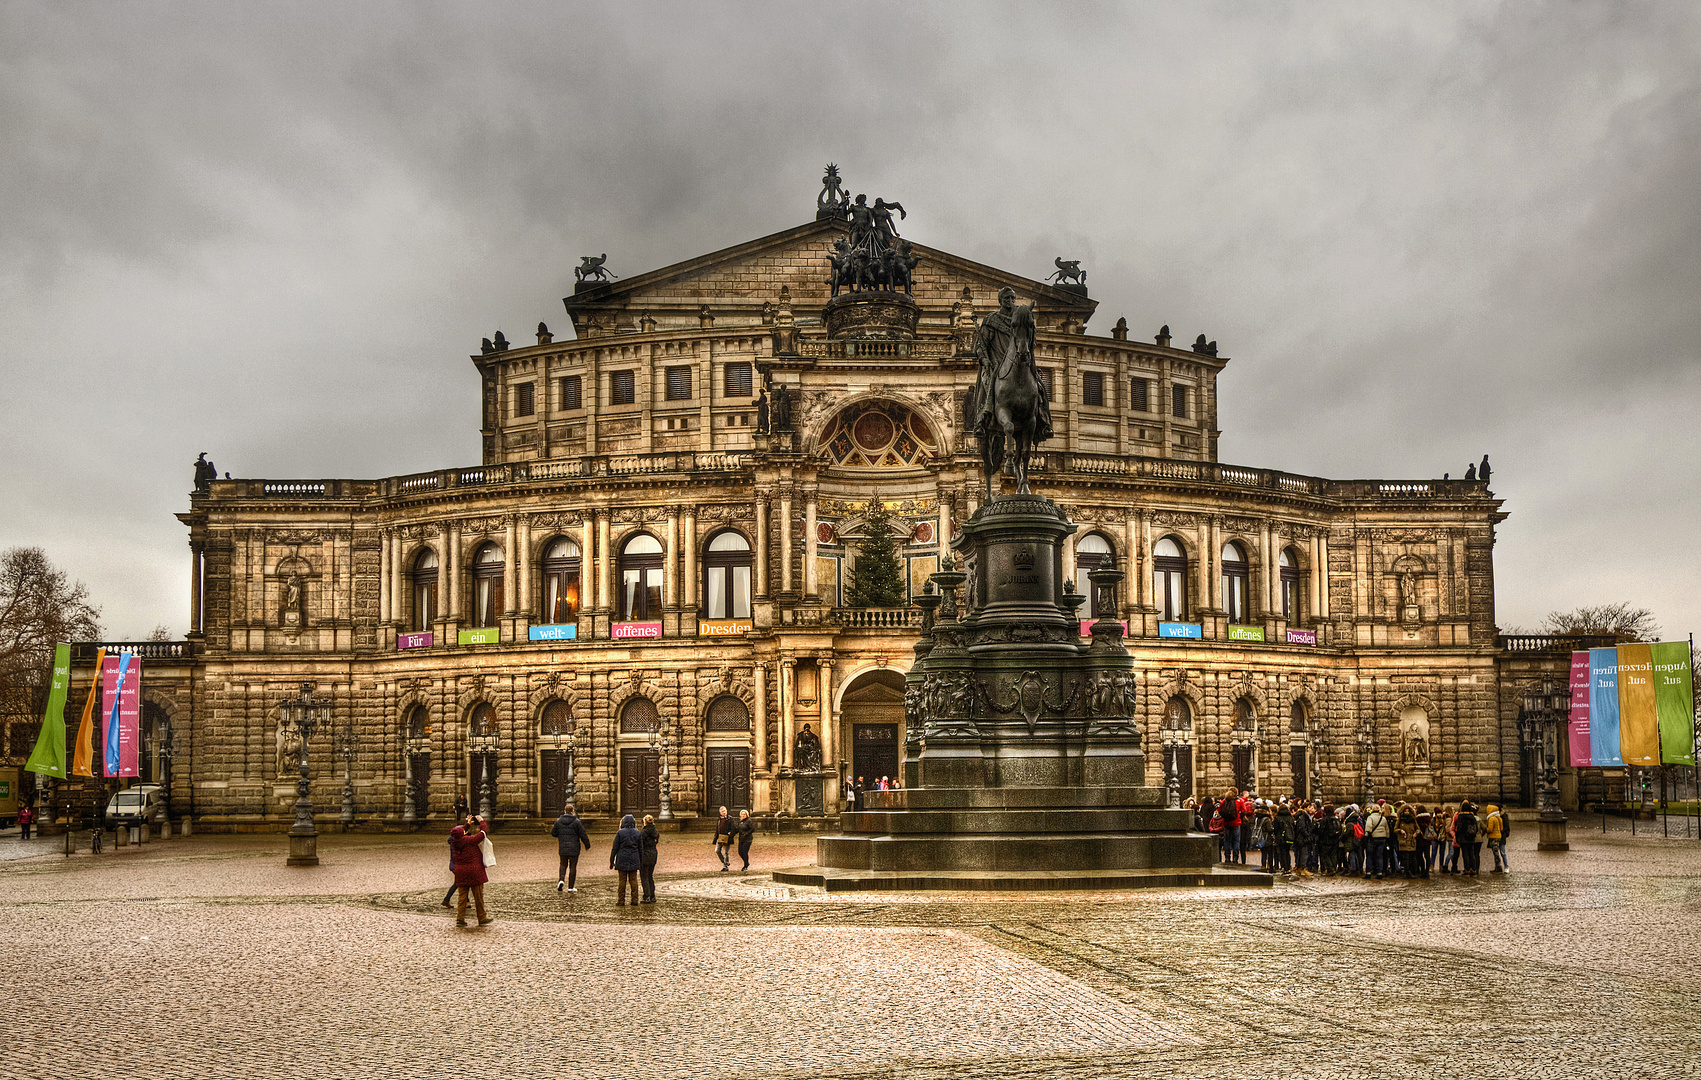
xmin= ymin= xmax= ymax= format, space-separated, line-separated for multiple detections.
xmin=820 ymin=400 xmax=937 ymax=467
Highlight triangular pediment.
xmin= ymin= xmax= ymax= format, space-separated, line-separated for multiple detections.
xmin=563 ymin=218 xmax=1095 ymax=333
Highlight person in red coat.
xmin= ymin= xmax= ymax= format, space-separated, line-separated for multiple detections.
xmin=448 ymin=813 xmax=492 ymax=927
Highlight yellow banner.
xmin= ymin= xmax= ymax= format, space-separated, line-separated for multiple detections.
xmin=1616 ymin=643 xmax=1660 ymax=766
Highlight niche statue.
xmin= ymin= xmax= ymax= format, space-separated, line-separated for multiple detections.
xmin=794 ymin=723 xmax=822 ymax=773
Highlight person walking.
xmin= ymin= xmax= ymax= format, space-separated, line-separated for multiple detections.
xmin=448 ymin=813 xmax=491 ymax=928
xmin=1485 ymin=804 xmax=1509 ymax=873
xmin=610 ymin=813 xmax=643 ymax=906
xmin=639 ymin=814 xmax=660 ymax=903
xmin=712 ymin=805 xmax=734 ymax=871
xmin=17 ymin=803 xmax=33 ymax=841
xmin=1455 ymin=800 xmax=1482 ymax=876
xmin=735 ymin=809 xmax=755 ymax=871
xmin=550 ymin=802 xmax=591 ymax=893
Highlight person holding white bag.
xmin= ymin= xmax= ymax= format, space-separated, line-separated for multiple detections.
xmin=448 ymin=812 xmax=493 ymax=927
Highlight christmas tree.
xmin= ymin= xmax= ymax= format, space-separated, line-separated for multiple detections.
xmin=846 ymin=501 xmax=907 ymax=607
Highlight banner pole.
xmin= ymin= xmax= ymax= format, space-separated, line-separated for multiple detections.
xmin=1692 ymin=632 xmax=1698 ymax=843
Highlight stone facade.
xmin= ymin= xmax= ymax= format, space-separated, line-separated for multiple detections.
xmin=64 ymin=210 xmax=1567 ymax=828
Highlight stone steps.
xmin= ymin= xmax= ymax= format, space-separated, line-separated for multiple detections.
xmin=772 ymin=863 xmax=1271 ymax=892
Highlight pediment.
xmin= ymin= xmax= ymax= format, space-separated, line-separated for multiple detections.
xmin=562 ymin=218 xmax=1096 ymax=333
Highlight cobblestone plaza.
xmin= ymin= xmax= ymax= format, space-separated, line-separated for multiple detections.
xmin=5 ymin=825 xmax=1697 ymax=1079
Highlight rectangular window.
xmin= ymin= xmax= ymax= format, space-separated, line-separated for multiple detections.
xmin=611 ymin=370 xmax=636 ymax=406
xmin=560 ymin=375 xmax=582 ymax=411
xmin=665 ymin=365 xmax=693 ymax=401
xmin=724 ymin=362 xmax=753 ymax=398
xmin=1172 ymin=384 xmax=1188 ymax=419
xmin=514 ymin=382 xmax=536 ymax=418
xmin=1038 ymin=367 xmax=1055 ymax=401
xmin=1129 ymin=376 xmax=1148 ymax=412
xmin=543 ymin=569 xmax=580 ymax=623
xmin=1082 ymin=371 xmax=1104 ymax=407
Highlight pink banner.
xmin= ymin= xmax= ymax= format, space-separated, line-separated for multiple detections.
xmin=1285 ymin=629 xmax=1317 ymax=645
xmin=1567 ymin=650 xmax=1591 ymax=767
xmin=612 ymin=622 xmax=663 ymax=640
xmin=101 ymin=654 xmax=141 ymax=778
xmin=397 ymin=632 xmax=433 ymax=650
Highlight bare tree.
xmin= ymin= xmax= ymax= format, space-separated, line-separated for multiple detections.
xmin=145 ymin=624 xmax=173 ymax=642
xmin=0 ymin=547 xmax=102 ymax=721
xmin=1539 ymin=602 xmax=1661 ymax=643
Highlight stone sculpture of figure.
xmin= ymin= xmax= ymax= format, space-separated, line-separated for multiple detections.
xmin=1479 ymin=455 xmax=1492 ymax=484
xmin=971 ymin=287 xmax=1053 ymax=497
xmin=1048 ymin=258 xmax=1086 ymax=286
xmin=871 ymin=197 xmax=906 ymax=244
xmin=771 ymin=386 xmax=792 ymax=432
xmin=892 ymin=239 xmax=919 ymax=294
xmin=283 ymin=574 xmax=304 ymax=623
xmin=755 ymin=388 xmax=770 ymax=433
xmin=795 ymin=723 xmax=822 ymax=772
xmin=492 ymin=331 xmax=509 ymax=351
xmin=193 ymin=452 xmax=218 ymax=492
xmin=826 ymin=238 xmax=852 ymax=297
xmin=1407 ymin=722 xmax=1429 ymax=764
xmin=1464 ymin=463 xmax=1477 ymax=480
xmin=847 ymin=194 xmax=874 ymax=251
xmin=275 ymin=717 xmax=302 ymax=779
xmin=1398 ymin=572 xmax=1417 ymax=610
xmin=816 ymin=163 xmax=849 ymax=219
xmin=481 ymin=337 xmax=495 ymax=354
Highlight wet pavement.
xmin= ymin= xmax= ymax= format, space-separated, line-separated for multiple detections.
xmin=3 ymin=823 xmax=1698 ymax=1079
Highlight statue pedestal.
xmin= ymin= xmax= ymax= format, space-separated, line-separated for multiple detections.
xmin=1402 ymin=765 xmax=1432 ymax=793
xmin=823 ymin=291 xmax=919 ymax=340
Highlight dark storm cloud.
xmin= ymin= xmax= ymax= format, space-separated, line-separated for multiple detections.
xmin=1 ymin=1 xmax=1697 ymax=638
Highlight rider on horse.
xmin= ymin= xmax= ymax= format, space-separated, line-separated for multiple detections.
xmin=972 ymin=287 xmax=1054 ymax=496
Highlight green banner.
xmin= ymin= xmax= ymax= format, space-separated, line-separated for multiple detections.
xmin=25 ymin=643 xmax=71 ymax=778
xmin=457 ymin=627 xmax=500 ymax=646
xmin=1650 ymin=640 xmax=1694 ymax=766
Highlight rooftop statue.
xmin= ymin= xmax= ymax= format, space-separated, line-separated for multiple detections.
xmin=971 ymin=287 xmax=1053 ymax=498
xmin=1048 ymin=258 xmax=1086 ymax=287
xmin=574 ymin=254 xmax=616 ymax=284
xmin=816 ymin=163 xmax=851 ymax=220
xmin=824 ymin=181 xmax=918 ymax=295
xmin=193 ymin=452 xmax=217 ymax=492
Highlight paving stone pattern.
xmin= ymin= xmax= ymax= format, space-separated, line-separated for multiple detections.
xmin=2 ymin=827 xmax=1698 ymax=1079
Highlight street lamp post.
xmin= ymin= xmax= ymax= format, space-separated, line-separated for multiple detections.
xmin=1519 ymin=679 xmax=1569 ymax=851
xmin=1356 ymin=723 xmax=1376 ymax=807
xmin=335 ymin=710 xmax=357 ymax=829
xmin=1161 ymin=731 xmax=1181 ymax=810
xmin=647 ymin=718 xmax=676 ymax=821
xmin=564 ymin=732 xmax=578 ymax=807
xmin=283 ymin=683 xmax=327 ymax=866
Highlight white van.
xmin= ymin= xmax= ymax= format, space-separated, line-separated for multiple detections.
xmin=105 ymin=785 xmax=167 ymax=827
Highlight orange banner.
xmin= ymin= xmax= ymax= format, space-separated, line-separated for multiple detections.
xmin=70 ymin=648 xmax=106 ymax=777
xmin=1616 ymin=643 xmax=1660 ymax=766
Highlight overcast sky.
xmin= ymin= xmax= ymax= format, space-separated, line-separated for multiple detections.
xmin=3 ymin=2 xmax=1698 ymax=641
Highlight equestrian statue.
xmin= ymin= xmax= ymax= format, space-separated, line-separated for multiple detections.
xmin=970 ymin=287 xmax=1053 ymax=499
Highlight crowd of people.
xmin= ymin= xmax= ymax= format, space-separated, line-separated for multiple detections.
xmin=1188 ymin=790 xmax=1512 ymax=879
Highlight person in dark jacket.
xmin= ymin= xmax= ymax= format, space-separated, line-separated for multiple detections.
xmin=1316 ymin=804 xmax=1340 ymax=875
xmin=639 ymin=814 xmax=660 ymax=903
xmin=610 ymin=813 xmax=643 ymax=906
xmin=550 ymin=803 xmax=591 ymax=893
xmin=735 ymin=809 xmax=755 ymax=870
xmin=1292 ymin=802 xmax=1316 ymax=876
xmin=1272 ymin=802 xmax=1294 ymax=874
xmin=712 ymin=806 xmax=734 ymax=871
xmin=448 ymin=813 xmax=491 ymax=928
xmin=1455 ymin=800 xmax=1482 ymax=876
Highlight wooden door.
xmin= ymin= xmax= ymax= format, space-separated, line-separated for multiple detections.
xmin=706 ymin=748 xmax=750 ymax=813
xmin=408 ymin=752 xmax=431 ymax=818
xmin=541 ymin=750 xmax=571 ymax=817
xmin=852 ymin=725 xmax=899 ymax=785
xmin=619 ymin=749 xmax=659 ymax=817
xmin=1232 ymin=744 xmax=1255 ymax=794
xmin=1290 ymin=745 xmax=1308 ymax=801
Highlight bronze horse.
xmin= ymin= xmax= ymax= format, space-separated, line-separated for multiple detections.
xmin=971 ymin=289 xmax=1052 ymax=499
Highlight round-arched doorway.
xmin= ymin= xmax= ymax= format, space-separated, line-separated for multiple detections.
xmin=838 ymin=668 xmax=908 ymax=789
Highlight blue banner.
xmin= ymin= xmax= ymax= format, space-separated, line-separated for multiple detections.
xmin=1588 ymin=647 xmax=1623 ymax=767
xmin=1158 ymin=622 xmax=1202 ymax=639
xmin=529 ymin=624 xmax=578 ymax=642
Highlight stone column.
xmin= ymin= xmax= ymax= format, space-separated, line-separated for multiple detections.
xmin=1262 ymin=521 xmax=1276 ymax=617
xmin=683 ymin=507 xmax=698 ymax=613
xmin=392 ymin=532 xmax=405 ymax=625
xmin=803 ymin=491 xmax=818 ymax=599
xmin=503 ymin=517 xmax=518 ymax=614
xmin=754 ymin=491 xmax=769 ymax=598
xmin=820 ymin=658 xmax=836 ymax=769
xmin=516 ymin=517 xmax=532 ymax=616
xmin=1315 ymin=531 xmax=1330 ymax=619
xmin=580 ymin=515 xmax=595 ymax=613
xmin=1205 ymin=517 xmax=1220 ymax=612
xmin=779 ymin=657 xmax=796 ymax=769
xmin=188 ymin=540 xmax=205 ymax=635
xmin=752 ymin=663 xmax=769 ymax=772
xmin=378 ymin=532 xmax=390 ymax=624
xmin=779 ymin=487 xmax=794 ymax=594
xmin=438 ymin=523 xmax=454 ymax=621
xmin=937 ymin=486 xmax=951 ymax=567
xmin=596 ymin=512 xmax=612 ymax=613
xmin=1135 ymin=513 xmax=1150 ymax=609
xmin=1062 ymin=531 xmax=1078 ymax=592
xmin=664 ymin=510 xmax=680 ymax=608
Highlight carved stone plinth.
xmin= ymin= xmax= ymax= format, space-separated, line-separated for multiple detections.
xmin=823 ymin=291 xmax=919 ymax=340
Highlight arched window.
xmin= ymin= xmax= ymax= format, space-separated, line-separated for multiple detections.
xmin=1290 ymin=700 xmax=1308 ymax=734
xmin=1075 ymin=532 xmax=1115 ymax=619
xmin=703 ymin=530 xmax=753 ymax=620
xmin=618 ymin=533 xmax=663 ymax=622
xmin=410 ymin=549 xmax=438 ymax=632
xmin=406 ymin=705 xmax=430 ymax=740
xmin=1221 ymin=541 xmax=1249 ymax=623
xmin=706 ymin=695 xmax=751 ymax=732
xmin=1234 ymin=699 xmax=1256 ymax=731
xmin=1153 ymin=537 xmax=1188 ymax=621
xmin=1279 ymin=546 xmax=1303 ymax=621
xmin=1163 ymin=696 xmax=1192 ymax=730
xmin=540 ymin=700 xmax=573 ymax=737
xmin=619 ymin=696 xmax=660 ymax=734
xmin=540 ymin=537 xmax=581 ymax=624
xmin=470 ymin=543 xmax=504 ymax=628
xmin=469 ymin=702 xmax=496 ymax=738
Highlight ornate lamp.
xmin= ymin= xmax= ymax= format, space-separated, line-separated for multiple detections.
xmin=1519 ymin=679 xmax=1570 ymax=851
xmin=334 ymin=708 xmax=357 ymax=828
xmin=647 ymin=717 xmax=677 ymax=821
xmin=283 ymin=683 xmax=327 ymax=866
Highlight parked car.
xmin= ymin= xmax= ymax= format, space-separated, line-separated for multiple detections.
xmin=105 ymin=785 xmax=167 ymax=827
